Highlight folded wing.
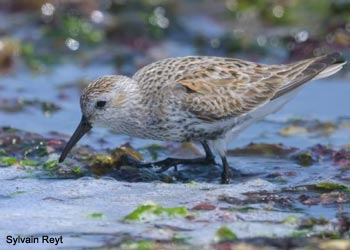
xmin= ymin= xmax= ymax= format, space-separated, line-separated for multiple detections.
xmin=177 ymin=53 xmax=345 ymax=121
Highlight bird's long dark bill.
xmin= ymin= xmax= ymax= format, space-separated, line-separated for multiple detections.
xmin=59 ymin=116 xmax=92 ymax=163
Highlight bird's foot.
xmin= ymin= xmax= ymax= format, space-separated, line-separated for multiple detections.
xmin=144 ymin=156 xmax=217 ymax=173
xmin=120 ymin=154 xmax=217 ymax=173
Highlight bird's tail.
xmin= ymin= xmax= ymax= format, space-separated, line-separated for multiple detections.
xmin=272 ymin=52 xmax=347 ymax=100
xmin=312 ymin=60 xmax=347 ymax=80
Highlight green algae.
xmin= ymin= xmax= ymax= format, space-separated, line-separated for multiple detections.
xmin=172 ymin=233 xmax=190 ymax=244
xmin=120 ymin=240 xmax=155 ymax=250
xmin=298 ymin=217 xmax=329 ymax=229
xmin=188 ymin=180 xmax=198 ymax=186
xmin=317 ymin=231 xmax=341 ymax=240
xmin=72 ymin=166 xmax=83 ymax=175
xmin=314 ymin=182 xmax=349 ymax=191
xmin=19 ymin=159 xmax=38 ymax=167
xmin=213 ymin=226 xmax=237 ymax=243
xmin=290 ymin=230 xmax=310 ymax=237
xmin=10 ymin=191 xmax=27 ymax=196
xmin=43 ymin=160 xmax=59 ymax=170
xmin=0 ymin=156 xmax=38 ymax=167
xmin=87 ymin=213 xmax=104 ymax=219
xmin=282 ymin=215 xmax=300 ymax=225
xmin=295 ymin=151 xmax=313 ymax=166
xmin=0 ymin=156 xmax=17 ymax=166
xmin=123 ymin=202 xmax=188 ymax=222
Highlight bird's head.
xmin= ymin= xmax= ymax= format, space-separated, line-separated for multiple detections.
xmin=59 ymin=75 xmax=134 ymax=162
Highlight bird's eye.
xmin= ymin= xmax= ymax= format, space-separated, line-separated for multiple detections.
xmin=95 ymin=101 xmax=106 ymax=109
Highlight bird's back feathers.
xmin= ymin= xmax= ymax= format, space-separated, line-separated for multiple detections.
xmin=132 ymin=53 xmax=346 ymax=123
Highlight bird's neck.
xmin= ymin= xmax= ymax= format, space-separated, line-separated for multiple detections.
xmin=109 ymin=84 xmax=150 ymax=137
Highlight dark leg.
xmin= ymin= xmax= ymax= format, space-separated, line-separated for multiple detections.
xmin=220 ymin=155 xmax=232 ymax=184
xmin=200 ymin=141 xmax=215 ymax=163
xmin=121 ymin=141 xmax=217 ymax=172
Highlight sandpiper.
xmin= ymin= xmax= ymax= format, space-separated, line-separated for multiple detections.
xmin=59 ymin=52 xmax=346 ymax=183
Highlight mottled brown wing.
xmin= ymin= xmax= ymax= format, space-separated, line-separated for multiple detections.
xmin=177 ymin=58 xmax=286 ymax=121
xmin=177 ymin=53 xmax=343 ymax=121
